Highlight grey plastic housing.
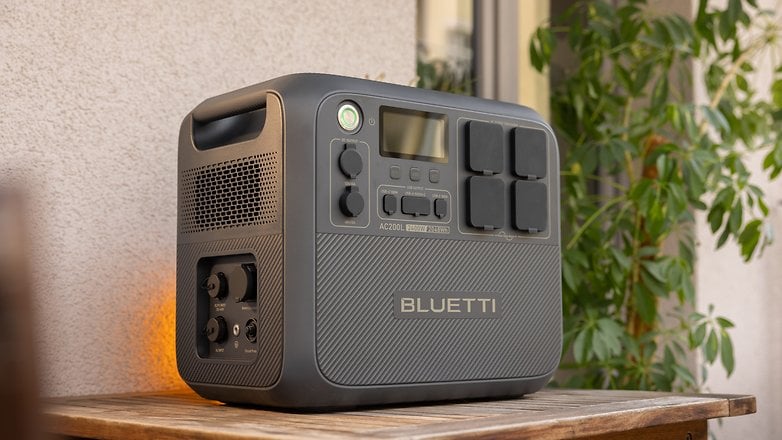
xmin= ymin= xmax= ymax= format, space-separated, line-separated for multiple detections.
xmin=176 ymin=73 xmax=562 ymax=408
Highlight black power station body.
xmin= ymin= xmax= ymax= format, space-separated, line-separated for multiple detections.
xmin=176 ymin=74 xmax=562 ymax=408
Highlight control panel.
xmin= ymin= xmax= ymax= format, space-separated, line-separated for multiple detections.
xmin=316 ymin=93 xmax=556 ymax=245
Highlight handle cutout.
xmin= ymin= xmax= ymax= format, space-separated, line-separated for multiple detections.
xmin=192 ymin=107 xmax=266 ymax=151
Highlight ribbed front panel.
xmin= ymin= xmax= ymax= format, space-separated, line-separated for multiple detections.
xmin=315 ymin=233 xmax=561 ymax=386
xmin=176 ymin=234 xmax=283 ymax=387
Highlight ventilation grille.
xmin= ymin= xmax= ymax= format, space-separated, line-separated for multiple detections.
xmin=180 ymin=153 xmax=279 ymax=233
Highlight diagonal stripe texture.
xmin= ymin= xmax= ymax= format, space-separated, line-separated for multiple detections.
xmin=316 ymin=233 xmax=561 ymax=386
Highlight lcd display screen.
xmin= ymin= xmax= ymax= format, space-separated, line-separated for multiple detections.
xmin=380 ymin=107 xmax=447 ymax=163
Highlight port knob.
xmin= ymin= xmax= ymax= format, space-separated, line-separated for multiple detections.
xmin=339 ymin=186 xmax=364 ymax=217
xmin=205 ymin=272 xmax=227 ymax=299
xmin=231 ymin=264 xmax=257 ymax=303
xmin=205 ymin=317 xmax=227 ymax=343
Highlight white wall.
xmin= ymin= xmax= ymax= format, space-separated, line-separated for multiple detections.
xmin=0 ymin=0 xmax=415 ymax=397
xmin=694 ymin=0 xmax=782 ymax=437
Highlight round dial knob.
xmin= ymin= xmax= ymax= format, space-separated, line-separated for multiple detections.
xmin=231 ymin=264 xmax=257 ymax=303
xmin=205 ymin=317 xmax=227 ymax=343
xmin=339 ymin=186 xmax=364 ymax=217
xmin=205 ymin=272 xmax=227 ymax=299
xmin=339 ymin=146 xmax=363 ymax=178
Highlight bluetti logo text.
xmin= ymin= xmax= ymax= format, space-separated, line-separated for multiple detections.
xmin=393 ymin=292 xmax=501 ymax=319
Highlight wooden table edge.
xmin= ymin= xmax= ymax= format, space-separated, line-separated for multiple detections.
xmin=42 ymin=390 xmax=757 ymax=440
xmin=364 ymin=393 xmax=756 ymax=439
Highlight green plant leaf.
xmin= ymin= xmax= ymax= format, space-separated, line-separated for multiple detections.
xmin=634 ymin=286 xmax=658 ymax=324
xmin=691 ymin=322 xmax=707 ymax=348
xmin=651 ymin=76 xmax=669 ymax=110
xmin=596 ymin=318 xmax=625 ymax=357
xmin=702 ymin=105 xmax=730 ymax=133
xmin=772 ymin=79 xmax=782 ymax=107
xmin=738 ymin=219 xmax=763 ymax=261
xmin=717 ymin=317 xmax=735 ymax=328
xmin=728 ymin=204 xmax=743 ymax=233
xmin=706 ymin=329 xmax=719 ymax=363
xmin=641 ymin=259 xmax=668 ymax=283
xmin=562 ymin=261 xmax=578 ymax=291
xmin=530 ymin=27 xmax=554 ymax=72
xmin=573 ymin=328 xmax=589 ymax=364
xmin=681 ymin=276 xmax=695 ymax=303
xmin=609 ymin=247 xmax=632 ymax=270
xmin=721 ymin=332 xmax=735 ymax=375
xmin=591 ymin=328 xmax=608 ymax=360
xmin=736 ymin=74 xmax=749 ymax=93
xmin=716 ymin=227 xmax=731 ymax=249
xmin=707 ymin=206 xmax=725 ymax=233
xmin=691 ymin=312 xmax=707 ymax=322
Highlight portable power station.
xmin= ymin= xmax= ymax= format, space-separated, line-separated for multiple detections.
xmin=176 ymin=73 xmax=561 ymax=408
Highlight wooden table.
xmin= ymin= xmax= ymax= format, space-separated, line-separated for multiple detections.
xmin=44 ymin=388 xmax=755 ymax=439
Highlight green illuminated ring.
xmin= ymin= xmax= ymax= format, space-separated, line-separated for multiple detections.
xmin=337 ymin=102 xmax=361 ymax=132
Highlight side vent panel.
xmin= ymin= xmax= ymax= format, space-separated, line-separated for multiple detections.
xmin=181 ymin=153 xmax=279 ymax=233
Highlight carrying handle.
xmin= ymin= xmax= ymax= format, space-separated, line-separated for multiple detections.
xmin=192 ymin=85 xmax=268 ymax=123
xmin=191 ymin=86 xmax=269 ymax=150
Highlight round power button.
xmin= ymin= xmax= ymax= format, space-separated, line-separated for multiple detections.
xmin=337 ymin=102 xmax=361 ymax=132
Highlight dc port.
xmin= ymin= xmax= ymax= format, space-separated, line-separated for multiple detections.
xmin=244 ymin=319 xmax=258 ymax=343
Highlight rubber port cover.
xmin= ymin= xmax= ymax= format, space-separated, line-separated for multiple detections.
xmin=467 ymin=176 xmax=505 ymax=230
xmin=467 ymin=121 xmax=503 ymax=174
xmin=513 ymin=180 xmax=547 ymax=232
xmin=339 ymin=144 xmax=363 ymax=178
xmin=513 ymin=127 xmax=547 ymax=179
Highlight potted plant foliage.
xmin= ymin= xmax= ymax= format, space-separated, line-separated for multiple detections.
xmin=530 ymin=0 xmax=782 ymax=390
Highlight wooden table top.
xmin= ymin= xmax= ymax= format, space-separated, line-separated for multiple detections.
xmin=43 ymin=388 xmax=756 ymax=440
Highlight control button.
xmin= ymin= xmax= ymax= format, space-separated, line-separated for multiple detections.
xmin=390 ymin=165 xmax=401 ymax=180
xmin=205 ymin=317 xmax=227 ymax=343
xmin=338 ymin=144 xmax=363 ymax=178
xmin=513 ymin=127 xmax=547 ymax=179
xmin=467 ymin=121 xmax=504 ymax=175
xmin=339 ymin=186 xmax=364 ymax=217
xmin=337 ymin=102 xmax=361 ymax=132
xmin=401 ymin=196 xmax=430 ymax=216
xmin=434 ymin=198 xmax=447 ymax=218
xmin=410 ymin=167 xmax=421 ymax=181
xmin=231 ymin=263 xmax=257 ymax=303
xmin=429 ymin=169 xmax=440 ymax=183
xmin=467 ymin=176 xmax=505 ymax=230
xmin=383 ymin=194 xmax=397 ymax=215
xmin=205 ymin=272 xmax=227 ymax=299
xmin=513 ymin=180 xmax=547 ymax=233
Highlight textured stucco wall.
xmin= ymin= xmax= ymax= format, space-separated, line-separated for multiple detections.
xmin=694 ymin=0 xmax=782 ymax=437
xmin=0 ymin=0 xmax=415 ymax=397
